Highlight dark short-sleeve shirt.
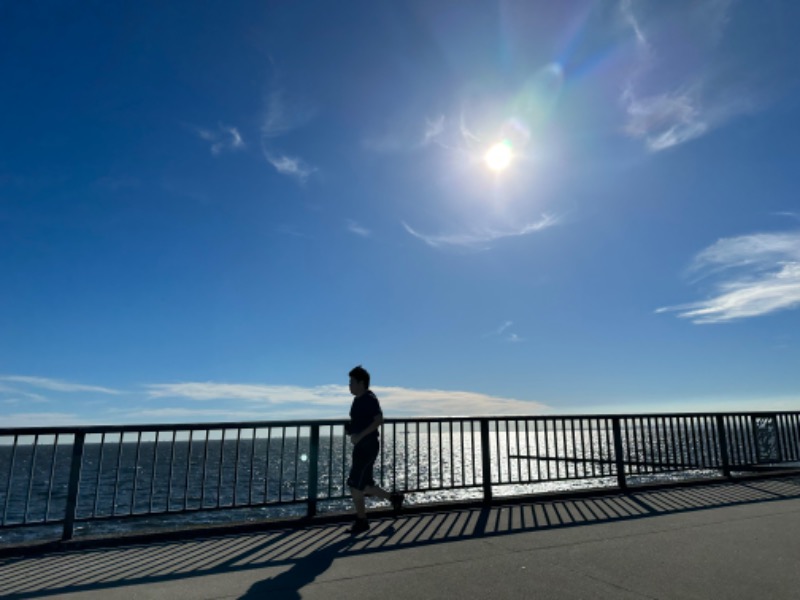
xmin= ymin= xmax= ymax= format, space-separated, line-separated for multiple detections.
xmin=348 ymin=390 xmax=382 ymax=441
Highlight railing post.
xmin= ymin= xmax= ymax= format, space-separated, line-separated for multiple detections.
xmin=62 ymin=431 xmax=85 ymax=541
xmin=611 ymin=417 xmax=627 ymax=490
xmin=716 ymin=415 xmax=731 ymax=477
xmin=306 ymin=425 xmax=320 ymax=518
xmin=480 ymin=419 xmax=493 ymax=505
xmin=773 ymin=414 xmax=784 ymax=463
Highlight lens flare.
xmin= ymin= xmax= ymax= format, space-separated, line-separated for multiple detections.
xmin=485 ymin=141 xmax=513 ymax=171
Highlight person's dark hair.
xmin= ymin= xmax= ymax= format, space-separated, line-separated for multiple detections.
xmin=349 ymin=365 xmax=370 ymax=388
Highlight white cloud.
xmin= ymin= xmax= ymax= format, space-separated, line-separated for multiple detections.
xmin=619 ymin=0 xmax=746 ymax=152
xmin=261 ymin=90 xmax=316 ymax=138
xmin=0 ymin=412 xmax=90 ymax=427
xmin=144 ymin=381 xmax=548 ymax=419
xmin=459 ymin=109 xmax=480 ymax=143
xmin=194 ymin=124 xmax=245 ymax=155
xmin=0 ymin=375 xmax=120 ymax=394
xmin=496 ymin=321 xmax=513 ymax=335
xmin=657 ymin=230 xmax=800 ymax=323
xmin=422 ymin=115 xmax=446 ymax=145
xmin=403 ymin=214 xmax=558 ymax=250
xmin=266 ymin=154 xmax=316 ymax=182
xmin=346 ymin=219 xmax=371 ymax=237
xmin=772 ymin=211 xmax=800 ymax=223
xmin=146 ymin=382 xmax=347 ymax=404
xmin=623 ymin=87 xmax=709 ymax=152
xmin=483 ymin=321 xmax=524 ymax=343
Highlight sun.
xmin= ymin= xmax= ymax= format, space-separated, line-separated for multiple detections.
xmin=484 ymin=141 xmax=513 ymax=172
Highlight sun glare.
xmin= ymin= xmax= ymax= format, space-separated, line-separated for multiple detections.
xmin=485 ymin=141 xmax=513 ymax=172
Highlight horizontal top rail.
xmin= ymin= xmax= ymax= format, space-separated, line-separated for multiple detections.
xmin=2 ymin=411 xmax=799 ymax=437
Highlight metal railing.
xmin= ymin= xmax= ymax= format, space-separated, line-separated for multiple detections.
xmin=1 ymin=411 xmax=799 ymax=541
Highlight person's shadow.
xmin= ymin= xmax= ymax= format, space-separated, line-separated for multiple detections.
xmin=239 ymin=534 xmax=354 ymax=599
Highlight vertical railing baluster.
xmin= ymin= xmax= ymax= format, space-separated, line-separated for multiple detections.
xmin=62 ymin=432 xmax=86 ymax=541
xmin=249 ymin=428 xmax=257 ymax=506
xmin=541 ymin=419 xmax=549 ymax=480
xmin=189 ymin=428 xmax=198 ymax=510
xmin=327 ymin=425 xmax=334 ymax=498
xmin=234 ymin=428 xmax=242 ymax=506
xmin=93 ymin=433 xmax=106 ymax=517
xmin=24 ymin=435 xmax=39 ymax=524
xmin=450 ymin=421 xmax=455 ymax=487
xmin=646 ymin=417 xmax=655 ymax=472
xmin=149 ymin=432 xmax=159 ymax=513
xmin=407 ymin=422 xmax=411 ymax=491
xmin=307 ymin=425 xmax=319 ymax=517
xmin=45 ymin=434 xmax=60 ymax=522
xmin=496 ymin=420 xmax=503 ymax=484
xmin=265 ymin=427 xmax=273 ymax=503
xmin=427 ymin=422 xmax=432 ymax=489
xmin=686 ymin=417 xmax=695 ymax=468
xmin=519 ymin=419 xmax=528 ymax=482
xmin=438 ymin=421 xmax=444 ymax=489
xmin=569 ymin=419 xmax=577 ymax=480
xmin=418 ymin=421 xmax=423 ymax=490
xmin=112 ymin=433 xmax=124 ymax=516
xmin=468 ymin=421 xmax=475 ymax=488
xmin=278 ymin=427 xmax=286 ymax=502
xmin=554 ymin=419 xmax=568 ymax=479
xmin=612 ymin=417 xmax=627 ymax=489
xmin=167 ymin=431 xmax=177 ymax=511
xmin=460 ymin=420 xmax=466 ymax=486
xmin=480 ymin=418 xmax=492 ymax=505
xmin=2 ymin=435 xmax=17 ymax=524
xmin=131 ymin=431 xmax=143 ymax=515
xmin=201 ymin=429 xmax=210 ymax=508
xmin=717 ymin=415 xmax=731 ymax=477
xmin=216 ymin=429 xmax=226 ymax=507
xmin=293 ymin=427 xmax=301 ymax=502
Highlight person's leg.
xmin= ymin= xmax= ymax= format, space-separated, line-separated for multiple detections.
xmin=363 ymin=485 xmax=404 ymax=513
xmin=350 ymin=487 xmax=367 ymax=519
xmin=362 ymin=485 xmax=390 ymax=500
xmin=347 ymin=440 xmax=379 ymax=532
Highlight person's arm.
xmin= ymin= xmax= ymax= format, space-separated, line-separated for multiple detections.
xmin=351 ymin=413 xmax=383 ymax=444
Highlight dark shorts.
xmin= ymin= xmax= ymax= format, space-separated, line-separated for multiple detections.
xmin=347 ymin=437 xmax=379 ymax=491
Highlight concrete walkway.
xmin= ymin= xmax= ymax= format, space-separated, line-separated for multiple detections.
xmin=2 ymin=476 xmax=800 ymax=599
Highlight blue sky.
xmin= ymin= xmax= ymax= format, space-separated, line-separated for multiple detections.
xmin=2 ymin=0 xmax=800 ymax=426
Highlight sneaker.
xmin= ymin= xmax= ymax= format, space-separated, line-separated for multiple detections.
xmin=349 ymin=518 xmax=370 ymax=535
xmin=390 ymin=492 xmax=405 ymax=513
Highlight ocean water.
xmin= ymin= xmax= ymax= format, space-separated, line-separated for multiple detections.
xmin=0 ymin=424 xmax=732 ymax=546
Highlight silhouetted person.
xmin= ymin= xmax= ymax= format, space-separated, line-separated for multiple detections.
xmin=346 ymin=365 xmax=404 ymax=534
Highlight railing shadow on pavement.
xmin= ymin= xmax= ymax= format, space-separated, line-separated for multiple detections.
xmin=1 ymin=476 xmax=800 ymax=599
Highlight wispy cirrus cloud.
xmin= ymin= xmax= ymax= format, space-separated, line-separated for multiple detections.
xmin=657 ymin=230 xmax=800 ymax=323
xmin=0 ymin=413 xmax=91 ymax=427
xmin=362 ymin=114 xmax=450 ymax=153
xmin=261 ymin=89 xmax=316 ymax=139
xmin=2 ymin=379 xmax=548 ymax=425
xmin=145 ymin=381 xmax=547 ymax=418
xmin=346 ymin=219 xmax=371 ymax=237
xmin=0 ymin=375 xmax=121 ymax=394
xmin=422 ymin=115 xmax=446 ymax=146
xmin=619 ymin=0 xmax=749 ymax=152
xmin=484 ymin=321 xmax=524 ymax=343
xmin=403 ymin=214 xmax=558 ymax=250
xmin=265 ymin=154 xmax=316 ymax=183
xmin=193 ymin=124 xmax=245 ymax=155
xmin=146 ymin=382 xmax=345 ymax=404
xmin=260 ymin=82 xmax=318 ymax=182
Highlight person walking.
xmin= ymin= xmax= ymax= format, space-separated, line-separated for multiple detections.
xmin=346 ymin=365 xmax=404 ymax=534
